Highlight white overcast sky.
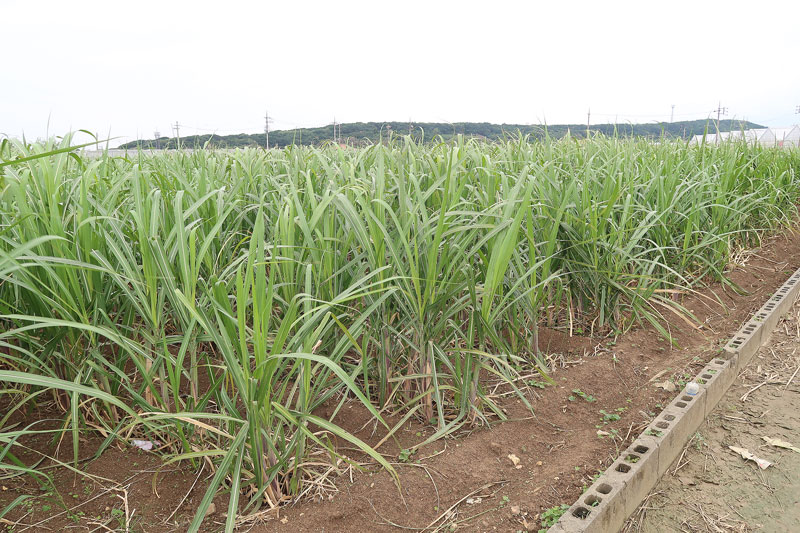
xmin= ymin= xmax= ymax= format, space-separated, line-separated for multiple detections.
xmin=2 ymin=0 xmax=799 ymax=146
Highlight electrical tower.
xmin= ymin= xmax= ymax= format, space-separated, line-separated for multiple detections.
xmin=153 ymin=130 xmax=160 ymax=150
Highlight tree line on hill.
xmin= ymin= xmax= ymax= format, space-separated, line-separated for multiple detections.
xmin=118 ymin=119 xmax=765 ymax=150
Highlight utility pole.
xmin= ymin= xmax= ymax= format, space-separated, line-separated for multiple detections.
xmin=153 ymin=130 xmax=160 ymax=150
xmin=714 ymin=102 xmax=728 ymax=129
xmin=333 ymin=117 xmax=338 ymax=144
xmin=264 ymin=110 xmax=273 ymax=148
xmin=586 ymin=108 xmax=591 ymax=137
xmin=173 ymin=121 xmax=181 ymax=149
xmin=670 ymin=104 xmax=675 ymax=123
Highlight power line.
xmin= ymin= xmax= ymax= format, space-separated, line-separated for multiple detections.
xmin=178 ymin=125 xmax=261 ymax=133
xmin=591 ymin=110 xmax=719 ymax=119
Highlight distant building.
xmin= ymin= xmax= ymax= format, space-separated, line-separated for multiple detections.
xmin=768 ymin=126 xmax=800 ymax=148
xmin=690 ymin=126 xmax=800 ymax=148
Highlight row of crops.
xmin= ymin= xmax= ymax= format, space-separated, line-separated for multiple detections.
xmin=1 ymin=135 xmax=799 ymax=529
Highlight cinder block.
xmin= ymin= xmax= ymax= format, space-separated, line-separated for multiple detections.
xmin=555 ymin=478 xmax=625 ymax=532
xmin=555 ymin=500 xmax=601 ymax=532
xmin=697 ymin=358 xmax=737 ymax=416
xmin=753 ymin=304 xmax=779 ymax=339
xmin=649 ymin=388 xmax=706 ymax=476
xmin=774 ymin=271 xmax=800 ymax=318
xmin=725 ymin=266 xmax=800 ymax=371
xmin=723 ymin=318 xmax=763 ymax=371
xmin=551 ymin=270 xmax=800 ymax=533
xmin=553 ymin=437 xmax=658 ymax=533
xmin=614 ymin=436 xmax=660 ymax=519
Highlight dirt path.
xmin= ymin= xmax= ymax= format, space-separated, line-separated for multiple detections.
xmin=625 ymin=299 xmax=800 ymax=533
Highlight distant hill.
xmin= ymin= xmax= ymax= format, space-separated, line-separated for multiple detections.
xmin=118 ymin=119 xmax=765 ymax=150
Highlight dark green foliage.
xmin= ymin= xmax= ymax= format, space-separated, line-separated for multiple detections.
xmin=118 ymin=119 xmax=764 ymax=150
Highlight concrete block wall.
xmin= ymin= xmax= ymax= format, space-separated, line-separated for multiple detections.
xmin=550 ymin=265 xmax=800 ymax=532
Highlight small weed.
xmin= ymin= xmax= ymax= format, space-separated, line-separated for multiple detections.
xmin=599 ymin=410 xmax=621 ymax=423
xmin=111 ymin=508 xmax=125 ymax=529
xmin=571 ymin=389 xmax=597 ymax=403
xmin=398 ymin=449 xmax=416 ymax=462
xmin=539 ymin=504 xmax=569 ymax=531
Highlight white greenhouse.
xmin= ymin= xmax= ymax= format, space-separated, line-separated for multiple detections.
xmin=690 ymin=126 xmax=800 ymax=147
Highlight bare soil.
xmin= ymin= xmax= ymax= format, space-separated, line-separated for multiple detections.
xmin=2 ymin=227 xmax=800 ymax=533
xmin=625 ymin=297 xmax=800 ymax=533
